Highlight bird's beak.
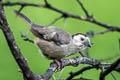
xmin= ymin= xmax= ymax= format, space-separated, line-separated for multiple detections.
xmin=88 ymin=41 xmax=92 ymax=48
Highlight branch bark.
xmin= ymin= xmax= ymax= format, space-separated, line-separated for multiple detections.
xmin=0 ymin=0 xmax=39 ymax=80
xmin=66 ymin=66 xmax=95 ymax=80
xmin=100 ymin=58 xmax=120 ymax=80
xmin=3 ymin=1 xmax=120 ymax=32
xmin=42 ymin=57 xmax=120 ymax=80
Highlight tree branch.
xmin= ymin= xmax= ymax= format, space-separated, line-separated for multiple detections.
xmin=2 ymin=1 xmax=120 ymax=32
xmin=47 ymin=15 xmax=63 ymax=26
xmin=0 ymin=1 xmax=39 ymax=80
xmin=3 ymin=2 xmax=45 ymax=7
xmin=41 ymin=57 xmax=120 ymax=80
xmin=100 ymin=58 xmax=120 ymax=80
xmin=2 ymin=1 xmax=120 ymax=80
xmin=111 ymin=73 xmax=117 ymax=80
xmin=76 ymin=0 xmax=91 ymax=17
xmin=79 ymin=51 xmax=87 ymax=57
xmin=87 ymin=29 xmax=112 ymax=38
xmin=66 ymin=66 xmax=95 ymax=80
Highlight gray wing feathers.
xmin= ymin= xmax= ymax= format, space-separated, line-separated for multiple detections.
xmin=37 ymin=26 xmax=72 ymax=45
xmin=52 ymin=27 xmax=72 ymax=44
xmin=14 ymin=10 xmax=72 ymax=45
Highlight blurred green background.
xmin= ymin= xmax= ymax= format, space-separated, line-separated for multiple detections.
xmin=0 ymin=0 xmax=120 ymax=80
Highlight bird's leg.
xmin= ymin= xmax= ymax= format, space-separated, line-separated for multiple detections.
xmin=20 ymin=29 xmax=34 ymax=43
xmin=53 ymin=59 xmax=64 ymax=72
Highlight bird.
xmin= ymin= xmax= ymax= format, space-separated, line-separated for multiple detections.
xmin=14 ymin=10 xmax=92 ymax=60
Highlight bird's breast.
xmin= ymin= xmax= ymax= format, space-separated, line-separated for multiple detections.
xmin=34 ymin=38 xmax=66 ymax=60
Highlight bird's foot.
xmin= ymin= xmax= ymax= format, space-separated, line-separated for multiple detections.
xmin=53 ymin=60 xmax=64 ymax=72
xmin=20 ymin=30 xmax=34 ymax=43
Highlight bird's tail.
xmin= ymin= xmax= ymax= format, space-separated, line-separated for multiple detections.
xmin=14 ymin=10 xmax=33 ymax=27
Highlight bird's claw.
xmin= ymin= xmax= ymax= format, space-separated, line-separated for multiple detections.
xmin=20 ymin=31 xmax=34 ymax=43
xmin=53 ymin=60 xmax=64 ymax=72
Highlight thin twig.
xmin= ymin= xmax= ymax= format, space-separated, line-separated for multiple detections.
xmin=44 ymin=0 xmax=49 ymax=6
xmin=93 ymin=29 xmax=111 ymax=34
xmin=66 ymin=66 xmax=95 ymax=80
xmin=111 ymin=73 xmax=117 ymax=80
xmin=79 ymin=77 xmax=92 ymax=80
xmin=87 ymin=29 xmax=112 ymax=38
xmin=52 ymin=75 xmax=56 ymax=80
xmin=119 ymin=38 xmax=120 ymax=51
xmin=76 ymin=0 xmax=90 ymax=17
xmin=57 ymin=67 xmax=65 ymax=80
xmin=79 ymin=51 xmax=87 ymax=57
xmin=18 ymin=5 xmax=25 ymax=12
xmin=47 ymin=15 xmax=63 ymax=26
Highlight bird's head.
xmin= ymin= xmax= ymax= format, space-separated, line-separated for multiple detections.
xmin=72 ymin=33 xmax=92 ymax=50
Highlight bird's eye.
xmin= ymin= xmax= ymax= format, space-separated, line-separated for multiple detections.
xmin=81 ymin=37 xmax=84 ymax=41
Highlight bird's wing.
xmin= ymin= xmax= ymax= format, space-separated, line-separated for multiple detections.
xmin=31 ymin=26 xmax=72 ymax=45
xmin=14 ymin=10 xmax=72 ymax=45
